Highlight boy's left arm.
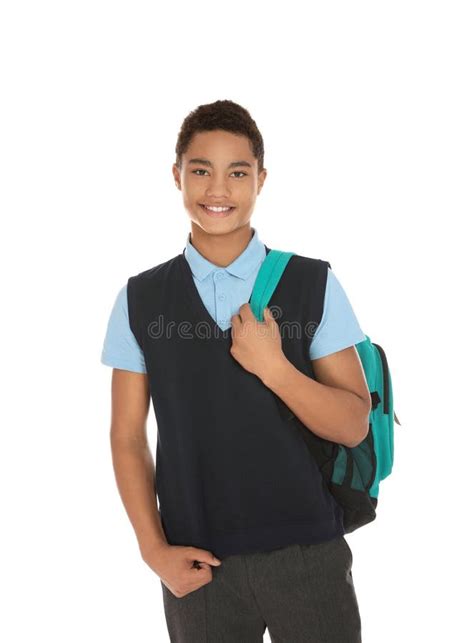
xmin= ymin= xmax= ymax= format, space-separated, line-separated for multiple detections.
xmin=261 ymin=344 xmax=372 ymax=449
xmin=230 ymin=304 xmax=371 ymax=449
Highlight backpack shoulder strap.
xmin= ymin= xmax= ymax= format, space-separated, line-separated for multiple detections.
xmin=249 ymin=248 xmax=295 ymax=321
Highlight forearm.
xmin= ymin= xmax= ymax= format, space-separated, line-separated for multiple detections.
xmin=261 ymin=357 xmax=370 ymax=448
xmin=110 ymin=435 xmax=169 ymax=558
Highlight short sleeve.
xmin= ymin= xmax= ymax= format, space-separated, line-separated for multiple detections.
xmin=309 ymin=268 xmax=366 ymax=360
xmin=100 ymin=283 xmax=147 ymax=373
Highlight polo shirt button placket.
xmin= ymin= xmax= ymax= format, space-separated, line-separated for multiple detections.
xmin=214 ymin=271 xmax=228 ymax=330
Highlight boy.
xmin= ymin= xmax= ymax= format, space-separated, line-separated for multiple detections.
xmin=101 ymin=99 xmax=371 ymax=642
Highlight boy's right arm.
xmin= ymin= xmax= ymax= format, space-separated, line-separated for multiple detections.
xmin=109 ymin=367 xmax=222 ymax=597
xmin=109 ymin=367 xmax=169 ymax=561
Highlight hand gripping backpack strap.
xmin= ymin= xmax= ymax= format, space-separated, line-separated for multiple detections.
xmin=248 ymin=247 xmax=297 ymax=425
xmin=249 ymin=249 xmax=295 ymax=321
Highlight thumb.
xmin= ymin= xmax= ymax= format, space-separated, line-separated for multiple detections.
xmin=263 ymin=307 xmax=275 ymax=323
xmin=190 ymin=548 xmax=222 ymax=566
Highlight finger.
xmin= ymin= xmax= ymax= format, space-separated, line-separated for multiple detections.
xmin=191 ymin=560 xmax=210 ymax=570
xmin=189 ymin=549 xmax=222 ymax=566
xmin=263 ymin=307 xmax=273 ymax=323
xmin=230 ymin=313 xmax=242 ymax=327
xmin=238 ymin=302 xmax=255 ymax=321
xmin=264 ymin=307 xmax=278 ymax=325
xmin=263 ymin=308 xmax=279 ymax=336
xmin=196 ymin=562 xmax=211 ymax=571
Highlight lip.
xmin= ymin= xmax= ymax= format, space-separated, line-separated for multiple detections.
xmin=199 ymin=204 xmax=236 ymax=218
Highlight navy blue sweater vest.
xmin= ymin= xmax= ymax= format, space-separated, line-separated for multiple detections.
xmin=127 ymin=245 xmax=345 ymax=559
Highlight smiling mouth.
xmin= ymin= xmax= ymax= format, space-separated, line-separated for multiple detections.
xmin=199 ymin=204 xmax=236 ymax=217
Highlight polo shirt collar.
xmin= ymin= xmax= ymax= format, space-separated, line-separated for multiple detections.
xmin=184 ymin=227 xmax=266 ymax=281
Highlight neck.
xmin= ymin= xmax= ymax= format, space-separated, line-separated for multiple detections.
xmin=189 ymin=223 xmax=254 ymax=267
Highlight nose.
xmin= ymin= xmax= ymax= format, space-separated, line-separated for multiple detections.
xmin=205 ymin=175 xmax=232 ymax=199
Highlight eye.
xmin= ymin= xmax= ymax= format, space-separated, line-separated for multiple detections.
xmin=191 ymin=169 xmax=247 ymax=178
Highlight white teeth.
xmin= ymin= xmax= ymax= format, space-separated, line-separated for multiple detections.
xmin=203 ymin=205 xmax=232 ymax=212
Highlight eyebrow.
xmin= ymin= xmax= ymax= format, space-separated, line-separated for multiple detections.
xmin=188 ymin=158 xmax=252 ymax=169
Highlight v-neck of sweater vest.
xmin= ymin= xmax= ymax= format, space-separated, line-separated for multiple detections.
xmin=178 ymin=244 xmax=271 ymax=340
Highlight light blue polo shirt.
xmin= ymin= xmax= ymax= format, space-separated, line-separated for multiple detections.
xmin=101 ymin=227 xmax=366 ymax=373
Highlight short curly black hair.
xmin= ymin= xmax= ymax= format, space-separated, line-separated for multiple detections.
xmin=175 ymin=99 xmax=265 ymax=174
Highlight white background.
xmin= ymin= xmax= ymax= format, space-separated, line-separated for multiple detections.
xmin=1 ymin=1 xmax=473 ymax=641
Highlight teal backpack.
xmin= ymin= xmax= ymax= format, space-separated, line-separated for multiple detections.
xmin=249 ymin=248 xmax=401 ymax=534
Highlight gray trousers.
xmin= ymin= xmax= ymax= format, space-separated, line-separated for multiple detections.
xmin=160 ymin=535 xmax=362 ymax=642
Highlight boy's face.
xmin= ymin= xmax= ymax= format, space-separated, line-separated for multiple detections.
xmin=172 ymin=129 xmax=267 ymax=237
